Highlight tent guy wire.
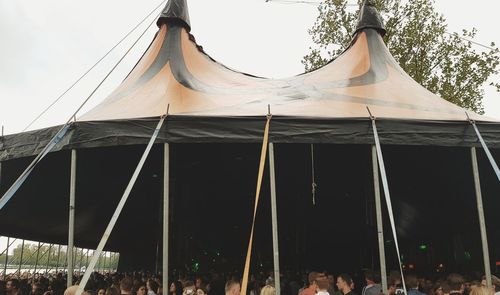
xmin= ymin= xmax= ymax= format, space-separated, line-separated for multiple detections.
xmin=0 ymin=5 xmax=162 ymax=213
xmin=22 ymin=0 xmax=168 ymax=132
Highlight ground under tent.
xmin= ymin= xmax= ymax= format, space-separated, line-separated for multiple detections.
xmin=0 ymin=142 xmax=498 ymax=275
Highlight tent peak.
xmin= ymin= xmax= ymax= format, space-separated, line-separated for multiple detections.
xmin=157 ymin=0 xmax=191 ymax=31
xmin=354 ymin=0 xmax=386 ymax=37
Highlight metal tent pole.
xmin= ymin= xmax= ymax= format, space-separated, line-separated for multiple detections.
xmin=163 ymin=143 xmax=170 ymax=292
xmin=68 ymin=149 xmax=77 ymax=287
xmin=471 ymin=147 xmax=492 ymax=288
xmin=372 ymin=146 xmax=388 ymax=294
xmin=3 ymin=237 xmax=9 ymax=275
xmin=34 ymin=242 xmax=41 ymax=274
xmin=269 ymin=143 xmax=281 ymax=294
xmin=18 ymin=240 xmax=25 ymax=274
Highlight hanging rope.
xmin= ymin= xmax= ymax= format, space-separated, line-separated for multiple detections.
xmin=311 ymin=144 xmax=317 ymax=205
xmin=22 ymin=0 xmax=168 ymax=132
xmin=367 ymin=107 xmax=407 ymax=295
xmin=0 ymin=7 xmax=160 ymax=213
xmin=466 ymin=113 xmax=500 ymax=182
xmin=76 ymin=110 xmax=169 ymax=295
xmin=241 ymin=115 xmax=272 ymax=295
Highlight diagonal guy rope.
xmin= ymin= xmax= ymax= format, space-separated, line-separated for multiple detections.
xmin=22 ymin=0 xmax=168 ymax=132
xmin=76 ymin=113 xmax=168 ymax=295
xmin=466 ymin=113 xmax=500 ymax=182
xmin=241 ymin=116 xmax=272 ymax=295
xmin=0 ymin=7 xmax=161 ymax=213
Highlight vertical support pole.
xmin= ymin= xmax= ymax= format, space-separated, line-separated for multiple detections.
xmin=55 ymin=245 xmax=61 ymax=273
xmin=68 ymin=149 xmax=77 ymax=287
xmin=46 ymin=244 xmax=52 ymax=273
xmin=162 ymin=143 xmax=170 ymax=293
xmin=268 ymin=143 xmax=281 ymax=294
xmin=34 ymin=242 xmax=41 ymax=274
xmin=471 ymin=147 xmax=492 ymax=288
xmin=18 ymin=240 xmax=25 ymax=274
xmin=372 ymin=146 xmax=388 ymax=295
xmin=3 ymin=237 xmax=9 ymax=275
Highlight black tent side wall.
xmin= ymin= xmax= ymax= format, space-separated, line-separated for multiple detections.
xmin=2 ymin=117 xmax=500 ymax=162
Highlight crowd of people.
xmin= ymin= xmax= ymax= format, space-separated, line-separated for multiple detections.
xmin=0 ymin=269 xmax=499 ymax=295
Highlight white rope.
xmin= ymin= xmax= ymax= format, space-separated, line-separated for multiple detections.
xmin=0 ymin=5 xmax=160 ymax=213
xmin=22 ymin=0 xmax=168 ymax=132
xmin=76 ymin=114 xmax=167 ymax=295
xmin=467 ymin=116 xmax=500 ymax=182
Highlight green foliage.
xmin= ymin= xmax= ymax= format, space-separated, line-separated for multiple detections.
xmin=303 ymin=0 xmax=500 ymax=114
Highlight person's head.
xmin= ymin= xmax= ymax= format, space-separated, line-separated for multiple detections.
xmin=98 ymin=289 xmax=106 ymax=295
xmin=433 ymin=283 xmax=444 ymax=295
xmin=259 ymin=285 xmax=275 ymax=295
xmin=406 ymin=275 xmax=419 ymax=290
xmin=120 ymin=278 xmax=134 ymax=294
xmin=6 ymin=279 xmax=20 ymax=293
xmin=468 ymin=286 xmax=493 ymax=295
xmin=327 ymin=275 xmax=335 ymax=285
xmin=196 ymin=286 xmax=208 ymax=295
xmin=147 ymin=280 xmax=159 ymax=295
xmin=388 ymin=274 xmax=402 ymax=295
xmin=364 ymin=270 xmax=380 ymax=285
xmin=336 ymin=274 xmax=353 ymax=294
xmin=224 ymin=280 xmax=240 ymax=295
xmin=170 ymin=281 xmax=183 ymax=295
xmin=308 ymin=272 xmax=319 ymax=288
xmin=106 ymin=287 xmax=120 ymax=295
xmin=195 ymin=278 xmax=203 ymax=289
xmin=447 ymin=274 xmax=465 ymax=293
xmin=136 ymin=284 xmax=147 ymax=295
xmin=183 ymin=281 xmax=196 ymax=295
xmin=316 ymin=275 xmax=329 ymax=293
xmin=32 ymin=283 xmax=44 ymax=295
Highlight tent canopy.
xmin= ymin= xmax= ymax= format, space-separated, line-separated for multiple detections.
xmin=2 ymin=0 xmax=500 ymax=161
xmin=80 ymin=0 xmax=492 ymax=122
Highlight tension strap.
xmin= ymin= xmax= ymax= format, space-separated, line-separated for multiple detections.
xmin=241 ymin=116 xmax=271 ymax=295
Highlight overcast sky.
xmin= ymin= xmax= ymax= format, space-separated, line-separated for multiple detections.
xmin=0 ymin=0 xmax=499 ymax=136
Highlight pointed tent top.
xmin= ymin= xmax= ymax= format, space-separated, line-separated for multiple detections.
xmin=355 ymin=0 xmax=386 ymax=36
xmin=157 ymin=0 xmax=191 ymax=31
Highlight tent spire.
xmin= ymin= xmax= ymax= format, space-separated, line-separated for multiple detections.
xmin=354 ymin=0 xmax=386 ymax=37
xmin=157 ymin=0 xmax=191 ymax=31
